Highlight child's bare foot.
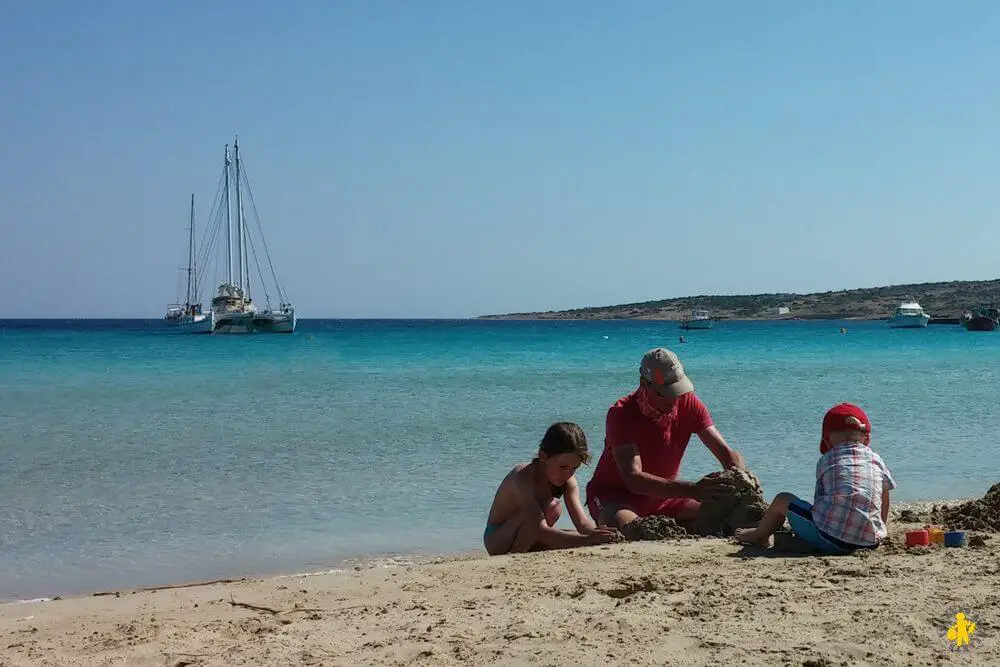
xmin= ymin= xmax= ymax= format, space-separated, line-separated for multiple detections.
xmin=733 ymin=527 xmax=769 ymax=547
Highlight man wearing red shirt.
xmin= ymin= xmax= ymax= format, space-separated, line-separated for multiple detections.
xmin=586 ymin=347 xmax=748 ymax=531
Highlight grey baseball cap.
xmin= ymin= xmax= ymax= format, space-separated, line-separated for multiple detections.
xmin=639 ymin=347 xmax=695 ymax=397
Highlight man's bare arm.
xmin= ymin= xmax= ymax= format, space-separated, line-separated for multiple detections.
xmin=611 ymin=444 xmax=701 ymax=499
xmin=696 ymin=426 xmax=746 ymax=470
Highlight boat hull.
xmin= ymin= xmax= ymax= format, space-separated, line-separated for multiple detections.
xmin=887 ymin=313 xmax=930 ymax=328
xmin=680 ymin=319 xmax=714 ymax=330
xmin=964 ymin=316 xmax=998 ymax=332
xmin=165 ymin=315 xmax=213 ymax=334
xmin=211 ymin=310 xmax=296 ymax=334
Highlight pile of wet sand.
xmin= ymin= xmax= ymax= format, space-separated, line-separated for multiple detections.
xmin=621 ymin=469 xmax=769 ymax=541
xmin=621 ymin=515 xmax=689 ymax=541
xmin=928 ymin=482 xmax=1000 ymax=532
xmin=690 ymin=468 xmax=769 ymax=537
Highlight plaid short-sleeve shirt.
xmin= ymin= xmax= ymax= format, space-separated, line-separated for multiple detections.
xmin=811 ymin=442 xmax=896 ymax=546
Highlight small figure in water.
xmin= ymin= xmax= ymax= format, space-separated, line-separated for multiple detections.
xmin=484 ymin=422 xmax=622 ymax=555
xmin=678 ymin=336 xmax=686 ymax=344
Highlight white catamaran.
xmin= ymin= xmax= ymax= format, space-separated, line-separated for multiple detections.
xmin=165 ymin=137 xmax=296 ymax=334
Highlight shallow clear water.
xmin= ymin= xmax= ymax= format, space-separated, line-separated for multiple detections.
xmin=0 ymin=318 xmax=996 ymax=600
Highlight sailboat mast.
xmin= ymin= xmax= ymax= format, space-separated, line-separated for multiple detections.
xmin=242 ymin=201 xmax=250 ymax=299
xmin=224 ymin=145 xmax=233 ymax=286
xmin=186 ymin=193 xmax=195 ymax=307
xmin=240 ymin=159 xmax=250 ymax=299
xmin=234 ymin=136 xmax=246 ymax=292
xmin=241 ymin=180 xmax=249 ymax=296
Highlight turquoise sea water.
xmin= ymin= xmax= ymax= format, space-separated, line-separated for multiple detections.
xmin=1 ymin=318 xmax=998 ymax=601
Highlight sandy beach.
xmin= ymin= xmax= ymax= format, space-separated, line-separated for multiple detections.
xmin=2 ymin=503 xmax=998 ymax=667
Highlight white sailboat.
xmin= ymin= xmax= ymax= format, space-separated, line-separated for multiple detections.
xmin=165 ymin=194 xmax=213 ymax=333
xmin=166 ymin=137 xmax=296 ymax=334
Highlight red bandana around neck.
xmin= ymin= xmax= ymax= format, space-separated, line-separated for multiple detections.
xmin=636 ymin=386 xmax=675 ymax=428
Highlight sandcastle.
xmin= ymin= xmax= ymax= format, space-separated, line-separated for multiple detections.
xmin=690 ymin=468 xmax=769 ymax=537
xmin=621 ymin=468 xmax=768 ymax=541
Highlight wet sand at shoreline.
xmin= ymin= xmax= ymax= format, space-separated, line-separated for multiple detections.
xmin=2 ymin=500 xmax=998 ymax=666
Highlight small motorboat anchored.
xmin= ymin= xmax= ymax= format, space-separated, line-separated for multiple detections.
xmin=680 ymin=309 xmax=714 ymax=330
xmin=887 ymin=299 xmax=930 ymax=328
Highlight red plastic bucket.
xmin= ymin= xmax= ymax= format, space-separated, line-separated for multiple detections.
xmin=905 ymin=529 xmax=930 ymax=547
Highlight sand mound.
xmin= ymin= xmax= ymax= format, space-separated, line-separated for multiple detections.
xmin=618 ymin=468 xmax=769 ymax=541
xmin=690 ymin=468 xmax=768 ymax=537
xmin=622 ymin=515 xmax=689 ymax=541
xmin=929 ymin=482 xmax=1000 ymax=532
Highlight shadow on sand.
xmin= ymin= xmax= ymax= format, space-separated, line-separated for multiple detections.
xmin=725 ymin=544 xmax=835 ymax=559
xmin=723 ymin=531 xmax=862 ymax=559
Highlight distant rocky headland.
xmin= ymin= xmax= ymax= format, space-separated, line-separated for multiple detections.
xmin=478 ymin=279 xmax=1000 ymax=321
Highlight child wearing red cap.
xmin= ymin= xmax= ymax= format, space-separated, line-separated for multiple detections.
xmin=734 ymin=403 xmax=896 ymax=554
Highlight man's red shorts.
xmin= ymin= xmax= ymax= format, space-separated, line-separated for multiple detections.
xmin=586 ymin=490 xmax=699 ymax=522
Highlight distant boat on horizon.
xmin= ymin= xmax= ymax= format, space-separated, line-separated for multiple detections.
xmin=164 ymin=137 xmax=296 ymax=334
xmin=962 ymin=304 xmax=999 ymax=332
xmin=679 ymin=309 xmax=714 ymax=330
xmin=887 ymin=299 xmax=930 ymax=328
xmin=164 ymin=194 xmax=213 ymax=334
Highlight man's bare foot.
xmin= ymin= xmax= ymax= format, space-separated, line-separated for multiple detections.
xmin=733 ymin=527 xmax=769 ymax=547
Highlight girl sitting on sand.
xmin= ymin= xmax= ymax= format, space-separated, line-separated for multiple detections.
xmin=484 ymin=422 xmax=622 ymax=555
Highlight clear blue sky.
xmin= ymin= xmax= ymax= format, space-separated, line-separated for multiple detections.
xmin=2 ymin=1 xmax=998 ymax=318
